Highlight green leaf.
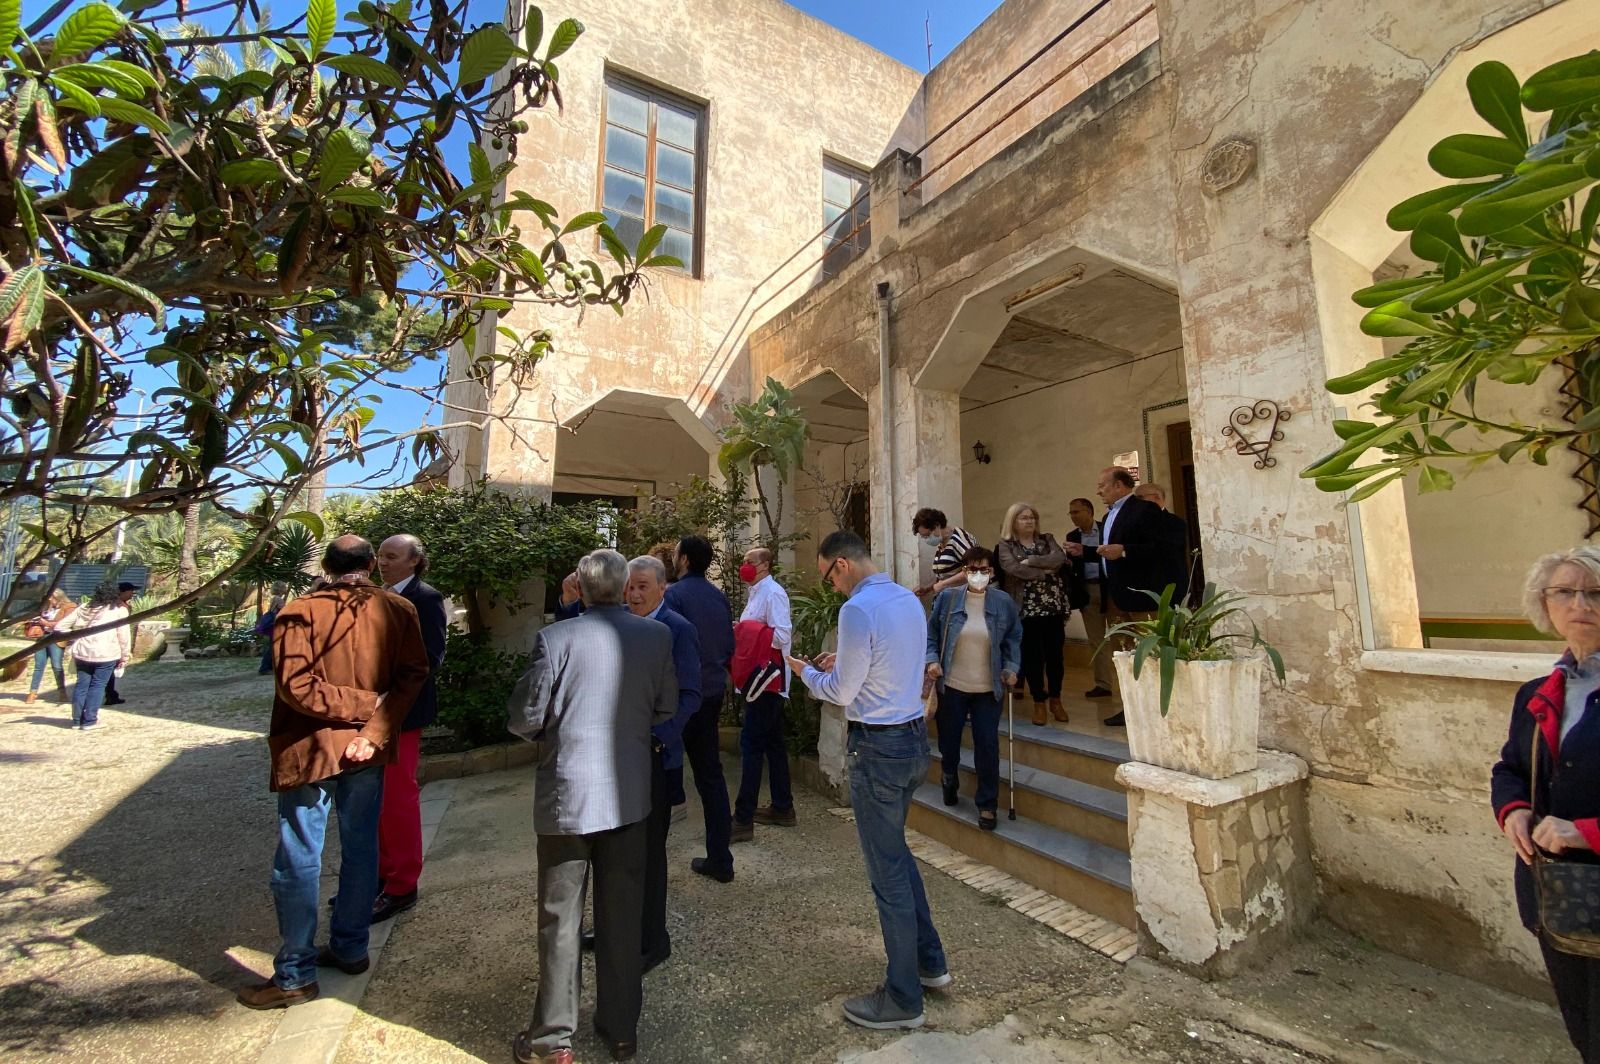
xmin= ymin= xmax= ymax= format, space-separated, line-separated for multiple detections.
xmin=545 ymin=17 xmax=582 ymax=59
xmin=1409 ymin=257 xmax=1525 ymax=314
xmin=317 ymin=127 xmax=370 ymax=191
xmin=1408 ymin=213 xmax=1465 ymax=264
xmin=523 ymin=5 xmax=542 ymax=53
xmin=327 ymin=187 xmax=387 ymax=207
xmin=323 ymin=54 xmax=404 ymax=87
xmin=1522 ymin=52 xmax=1600 ymax=111
xmin=94 ymin=58 xmax=156 ymax=89
xmin=0 ymin=0 xmax=19 ymax=52
xmin=1466 ymin=61 xmax=1527 ymax=149
xmin=467 ymin=141 xmax=491 ymax=185
xmin=1417 ymin=464 xmax=1455 ymax=494
xmin=1359 ymin=300 xmax=1449 ymax=338
xmin=597 ymin=222 xmax=628 ymax=267
xmin=635 ymin=222 xmax=665 ymax=262
xmin=307 ymin=0 xmax=336 ymax=56
xmin=283 ymin=510 xmax=326 ymax=538
xmin=51 ymin=2 xmax=124 ymax=59
xmin=3 ymin=266 xmax=45 ymax=350
xmin=51 ymin=61 xmax=142 ymax=97
xmin=1427 ymin=134 xmax=1524 ymax=178
xmin=97 ymin=96 xmax=170 ymax=133
xmin=58 ymin=263 xmax=165 ymax=328
xmin=559 ymin=210 xmax=606 ymax=236
xmin=1351 ymin=274 xmax=1437 ymax=308
xmin=1344 ymin=469 xmax=1406 ymax=502
xmin=0 ymin=264 xmax=40 ymax=323
xmin=48 ymin=73 xmax=102 ymax=116
xmin=458 ymin=24 xmax=518 ymax=86
xmin=1457 ymin=164 xmax=1591 ymax=236
xmin=219 ymin=158 xmax=282 ymax=186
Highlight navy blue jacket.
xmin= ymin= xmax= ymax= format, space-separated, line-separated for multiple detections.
xmin=398 ymin=578 xmax=448 ymax=731
xmin=665 ymin=573 xmax=733 ymax=700
xmin=1490 ymin=663 xmax=1600 ymax=931
xmin=553 ymin=596 xmax=701 ymax=769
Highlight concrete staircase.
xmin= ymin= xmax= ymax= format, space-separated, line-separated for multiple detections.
xmin=908 ymin=695 xmax=1135 ymax=929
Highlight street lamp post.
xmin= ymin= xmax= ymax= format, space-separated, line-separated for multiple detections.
xmin=110 ymin=388 xmax=148 ymax=563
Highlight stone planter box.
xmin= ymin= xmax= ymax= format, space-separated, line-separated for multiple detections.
xmin=1114 ymin=652 xmax=1261 ymax=780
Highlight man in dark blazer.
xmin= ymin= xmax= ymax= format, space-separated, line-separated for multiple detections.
xmin=372 ymin=534 xmax=449 ymax=923
xmin=1079 ymin=467 xmax=1166 ymax=727
xmin=1134 ymin=483 xmax=1196 ymax=606
xmin=508 ymin=549 xmax=677 ymax=1064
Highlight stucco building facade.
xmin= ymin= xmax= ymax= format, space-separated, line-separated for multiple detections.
xmin=452 ymin=0 xmax=1598 ymax=996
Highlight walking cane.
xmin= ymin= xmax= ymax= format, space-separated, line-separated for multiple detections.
xmin=1007 ymin=688 xmax=1017 ymax=821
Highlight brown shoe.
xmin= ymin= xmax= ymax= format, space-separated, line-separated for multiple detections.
xmin=511 ymin=1031 xmax=573 ymax=1064
xmin=1031 ymin=701 xmax=1048 ymax=726
xmin=1048 ymin=697 xmax=1068 ymax=723
xmin=752 ymin=805 xmax=796 ymax=827
xmin=236 ymin=980 xmax=319 ymax=1010
xmin=24 ymin=691 xmax=37 ymax=704
xmin=731 ymin=819 xmax=754 ymax=843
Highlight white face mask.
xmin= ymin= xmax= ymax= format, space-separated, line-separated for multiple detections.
xmin=967 ymin=571 xmax=992 ymax=592
xmin=920 ymin=533 xmax=942 ymax=548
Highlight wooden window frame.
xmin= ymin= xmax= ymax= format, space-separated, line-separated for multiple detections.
xmin=821 ymin=156 xmax=871 ymax=281
xmin=597 ymin=72 xmax=705 ymax=279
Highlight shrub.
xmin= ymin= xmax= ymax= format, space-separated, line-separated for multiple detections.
xmin=435 ymin=627 xmax=527 ymax=748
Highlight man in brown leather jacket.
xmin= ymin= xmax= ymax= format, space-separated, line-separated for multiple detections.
xmin=237 ymin=534 xmax=430 ymax=1010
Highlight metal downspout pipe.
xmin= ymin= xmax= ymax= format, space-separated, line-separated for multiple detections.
xmin=876 ymin=280 xmax=896 ymax=583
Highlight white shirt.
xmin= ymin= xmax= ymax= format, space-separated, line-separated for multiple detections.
xmin=1101 ymin=495 xmax=1130 ymax=546
xmin=740 ymin=574 xmax=792 ymax=695
xmin=387 ymin=574 xmax=414 ymax=595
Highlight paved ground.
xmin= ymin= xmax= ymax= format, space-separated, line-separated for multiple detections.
xmin=0 ymin=655 xmax=1578 ymax=1063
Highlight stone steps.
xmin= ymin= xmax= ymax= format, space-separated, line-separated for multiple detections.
xmin=926 ymin=744 xmax=1129 ymax=853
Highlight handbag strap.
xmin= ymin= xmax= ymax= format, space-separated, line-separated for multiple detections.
xmin=1530 ymin=722 xmax=1543 ymax=821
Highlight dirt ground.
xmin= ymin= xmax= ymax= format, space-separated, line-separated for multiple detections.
xmin=0 ymin=654 xmax=1578 ymax=1063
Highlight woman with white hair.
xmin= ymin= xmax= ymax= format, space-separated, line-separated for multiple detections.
xmin=1492 ymin=546 xmax=1600 ymax=1061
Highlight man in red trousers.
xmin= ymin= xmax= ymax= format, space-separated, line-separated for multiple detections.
xmin=371 ymin=533 xmax=449 ymax=923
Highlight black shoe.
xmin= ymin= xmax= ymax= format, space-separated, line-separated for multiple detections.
xmin=690 ymin=857 xmax=734 ymax=883
xmin=1104 ymin=711 xmax=1126 ymax=727
xmin=371 ymin=890 xmax=417 ymax=923
xmin=102 ymin=696 xmax=127 ymax=706
xmin=978 ymin=812 xmax=998 ymax=831
xmin=941 ymin=776 xmax=958 ymax=806
xmin=592 ymin=1025 xmax=637 ymax=1062
xmin=641 ymin=943 xmax=670 ymax=975
xmin=580 ymin=929 xmax=596 ymax=952
xmin=316 ymin=945 xmax=370 ymax=975
xmin=1085 ymin=686 xmax=1113 ymax=699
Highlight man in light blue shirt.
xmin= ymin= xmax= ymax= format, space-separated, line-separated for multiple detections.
xmin=788 ymin=531 xmax=948 ymax=1031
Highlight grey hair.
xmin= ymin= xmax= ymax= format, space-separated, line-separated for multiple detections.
xmin=628 ymin=554 xmax=668 ymax=586
xmin=577 ymin=549 xmax=628 ymax=605
xmin=1524 ymin=547 xmax=1600 ymax=633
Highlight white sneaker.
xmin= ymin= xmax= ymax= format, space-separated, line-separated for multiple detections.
xmin=919 ymin=968 xmax=953 ymax=989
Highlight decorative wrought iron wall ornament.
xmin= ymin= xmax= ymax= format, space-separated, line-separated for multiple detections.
xmin=1222 ymin=401 xmax=1290 ymax=469
xmin=1558 ymin=356 xmax=1600 ymax=537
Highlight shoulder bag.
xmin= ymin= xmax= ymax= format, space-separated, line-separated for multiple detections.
xmin=1531 ymin=725 xmax=1600 ymax=957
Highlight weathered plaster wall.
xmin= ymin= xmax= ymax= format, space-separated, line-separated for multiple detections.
xmin=552 ymin=409 xmax=711 ymax=498
xmin=917 ymin=0 xmax=1159 ymax=199
xmin=1155 ymin=0 xmax=1581 ymax=991
xmin=470 ymin=0 xmax=926 ymax=497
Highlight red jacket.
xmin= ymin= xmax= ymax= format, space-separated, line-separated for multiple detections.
xmin=732 ymin=620 xmax=783 ymax=698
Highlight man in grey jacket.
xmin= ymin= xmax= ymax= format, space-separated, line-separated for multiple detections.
xmin=506 ymin=549 xmax=678 ymax=1064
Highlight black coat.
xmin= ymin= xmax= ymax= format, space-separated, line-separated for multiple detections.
xmin=1152 ymin=509 xmax=1191 ymax=604
xmin=1064 ymin=525 xmax=1102 ymax=613
xmin=1491 ymin=663 xmax=1600 ymax=931
xmin=398 ymin=578 xmax=448 ymax=731
xmin=1099 ymin=494 xmax=1169 ymax=613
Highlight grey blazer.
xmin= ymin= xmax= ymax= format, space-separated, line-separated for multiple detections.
xmin=506 ymin=604 xmax=677 ymax=836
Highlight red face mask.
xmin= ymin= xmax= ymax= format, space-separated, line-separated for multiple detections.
xmin=738 ymin=563 xmax=760 ymax=584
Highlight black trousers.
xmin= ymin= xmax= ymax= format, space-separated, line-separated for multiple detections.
xmin=641 ymin=748 xmax=671 ymax=964
xmin=1020 ymin=614 xmax=1065 ymax=701
xmin=682 ymin=693 xmax=733 ymax=874
xmin=1543 ymin=934 xmax=1600 ymax=1062
xmin=530 ymin=818 xmax=646 ymax=1054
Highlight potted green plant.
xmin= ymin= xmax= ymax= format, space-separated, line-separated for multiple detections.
xmin=1103 ymin=583 xmax=1286 ymax=780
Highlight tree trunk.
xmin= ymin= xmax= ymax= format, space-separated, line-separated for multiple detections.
xmin=178 ymin=503 xmax=201 ymax=626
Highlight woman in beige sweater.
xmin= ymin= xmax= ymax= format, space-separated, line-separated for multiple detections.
xmin=59 ymin=583 xmax=131 ymax=730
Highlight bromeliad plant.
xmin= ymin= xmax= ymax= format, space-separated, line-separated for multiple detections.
xmin=1302 ymin=52 xmax=1600 ymax=501
xmin=1101 ymin=583 xmax=1286 ymax=717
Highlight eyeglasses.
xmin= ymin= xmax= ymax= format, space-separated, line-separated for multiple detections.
xmin=822 ymin=557 xmax=842 ymax=585
xmin=1543 ymin=587 xmax=1600 ymax=609
xmin=967 ymin=567 xmax=994 ymax=575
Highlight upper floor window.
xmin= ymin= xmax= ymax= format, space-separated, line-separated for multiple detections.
xmin=601 ymin=77 xmax=701 ymax=275
xmin=822 ymin=159 xmax=870 ymax=279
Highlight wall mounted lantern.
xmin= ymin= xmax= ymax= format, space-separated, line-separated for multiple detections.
xmin=972 ymin=440 xmax=992 ymax=465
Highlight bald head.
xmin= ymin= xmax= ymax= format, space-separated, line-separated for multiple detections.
xmin=323 ymin=534 xmax=375 ymax=576
xmin=1133 ymin=483 xmax=1167 ymax=509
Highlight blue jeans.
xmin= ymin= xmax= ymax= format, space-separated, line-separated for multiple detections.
xmin=271 ymin=764 xmax=384 ymax=989
xmin=847 ymin=718 xmax=946 ymax=1012
xmin=71 ymin=660 xmax=116 ymax=725
xmin=734 ymin=691 xmax=792 ymax=822
xmin=30 ymin=643 xmax=63 ymax=693
xmin=936 ymin=688 xmax=1001 ymax=811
